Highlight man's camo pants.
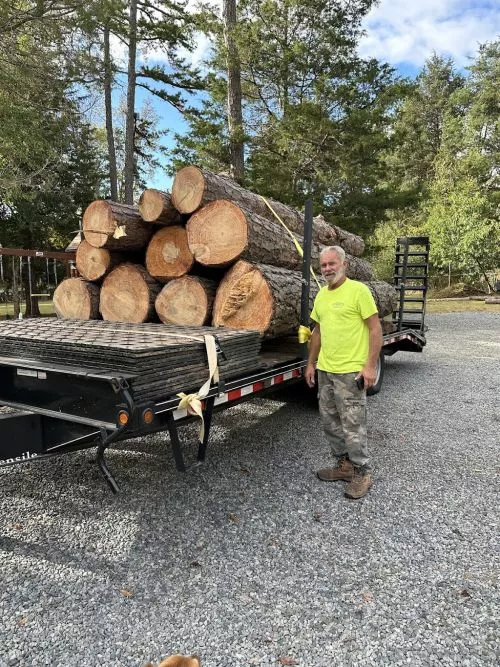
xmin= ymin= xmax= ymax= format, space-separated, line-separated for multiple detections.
xmin=317 ymin=370 xmax=371 ymax=470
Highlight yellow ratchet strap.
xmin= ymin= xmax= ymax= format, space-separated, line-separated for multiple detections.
xmin=298 ymin=325 xmax=312 ymax=344
xmin=177 ymin=334 xmax=219 ymax=443
xmin=259 ymin=196 xmax=321 ymax=290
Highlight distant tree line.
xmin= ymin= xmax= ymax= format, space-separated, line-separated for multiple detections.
xmin=0 ymin=1 xmax=498 ymax=288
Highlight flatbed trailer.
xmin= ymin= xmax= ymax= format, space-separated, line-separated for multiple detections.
xmin=0 ymin=206 xmax=429 ymax=492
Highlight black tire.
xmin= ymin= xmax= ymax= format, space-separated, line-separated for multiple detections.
xmin=367 ymin=352 xmax=385 ymax=396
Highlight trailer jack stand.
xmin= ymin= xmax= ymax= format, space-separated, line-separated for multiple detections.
xmin=96 ymin=430 xmax=120 ymax=494
xmin=165 ymin=395 xmax=215 ymax=472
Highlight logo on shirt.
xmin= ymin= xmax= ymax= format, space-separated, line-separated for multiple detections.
xmin=332 ymin=302 xmax=344 ymax=308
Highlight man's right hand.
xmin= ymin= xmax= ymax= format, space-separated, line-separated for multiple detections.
xmin=305 ymin=363 xmax=316 ymax=388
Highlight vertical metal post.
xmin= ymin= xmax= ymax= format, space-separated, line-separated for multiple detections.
xmin=27 ymin=256 xmax=33 ymax=316
xmin=53 ymin=259 xmax=58 ymax=287
xmin=18 ymin=257 xmax=23 ymax=318
xmin=300 ymin=199 xmax=314 ymax=359
xmin=166 ymin=412 xmax=186 ymax=472
xmin=396 ymin=238 xmax=409 ymax=332
xmin=197 ymin=395 xmax=216 ymax=462
xmin=12 ymin=257 xmax=19 ymax=318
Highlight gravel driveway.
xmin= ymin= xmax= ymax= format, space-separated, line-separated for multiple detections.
xmin=0 ymin=312 xmax=498 ymax=667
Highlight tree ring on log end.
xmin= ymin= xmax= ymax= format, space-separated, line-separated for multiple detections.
xmin=139 ymin=189 xmax=163 ymax=221
xmin=155 ymin=276 xmax=208 ymax=326
xmin=76 ymin=241 xmax=112 ymax=281
xmin=187 ymin=200 xmax=248 ymax=266
xmin=146 ymin=226 xmax=194 ymax=281
xmin=171 ymin=165 xmax=205 ymax=213
xmin=162 ymin=242 xmax=180 ymax=263
xmin=100 ymin=264 xmax=154 ymax=323
xmin=53 ymin=278 xmax=99 ymax=319
xmin=82 ymin=200 xmax=115 ymax=248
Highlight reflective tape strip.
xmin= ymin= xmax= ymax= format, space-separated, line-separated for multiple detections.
xmin=173 ymin=367 xmax=303 ymax=420
xmin=385 ymin=333 xmax=412 ymax=345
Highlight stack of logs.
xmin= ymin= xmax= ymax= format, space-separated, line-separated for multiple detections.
xmin=54 ymin=166 xmax=396 ymax=338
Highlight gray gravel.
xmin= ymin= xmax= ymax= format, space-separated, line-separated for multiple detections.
xmin=0 ymin=312 xmax=498 ymax=667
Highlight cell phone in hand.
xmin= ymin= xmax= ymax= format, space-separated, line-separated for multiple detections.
xmin=355 ymin=375 xmax=365 ymax=390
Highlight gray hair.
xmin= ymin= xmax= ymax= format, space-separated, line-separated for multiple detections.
xmin=319 ymin=245 xmax=346 ymax=262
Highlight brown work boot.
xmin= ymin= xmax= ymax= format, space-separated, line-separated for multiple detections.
xmin=317 ymin=455 xmax=354 ymax=482
xmin=345 ymin=467 xmax=372 ymax=499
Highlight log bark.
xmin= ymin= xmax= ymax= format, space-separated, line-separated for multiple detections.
xmin=155 ymin=276 xmax=217 ymax=326
xmin=171 ymin=166 xmax=364 ymax=255
xmin=145 ymin=226 xmax=194 ymax=281
xmin=53 ymin=278 xmax=100 ymax=320
xmin=343 ymin=255 xmax=374 ymax=281
xmin=138 ymin=189 xmax=181 ymax=225
xmin=213 ymin=260 xmax=395 ymax=337
xmin=364 ymin=281 xmax=398 ymax=318
xmin=313 ymin=215 xmax=365 ymax=257
xmin=83 ymin=200 xmax=153 ymax=251
xmin=100 ymin=263 xmax=161 ymax=323
xmin=75 ymin=240 xmax=124 ymax=282
xmin=186 ymin=199 xmax=373 ymax=279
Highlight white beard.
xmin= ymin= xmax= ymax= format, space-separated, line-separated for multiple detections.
xmin=325 ymin=268 xmax=345 ymax=286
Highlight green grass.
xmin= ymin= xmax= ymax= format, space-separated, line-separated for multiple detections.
xmin=426 ymin=299 xmax=500 ymax=313
xmin=0 ymin=301 xmax=55 ymax=317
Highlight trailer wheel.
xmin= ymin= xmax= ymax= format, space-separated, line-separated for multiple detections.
xmin=367 ymin=352 xmax=385 ymax=396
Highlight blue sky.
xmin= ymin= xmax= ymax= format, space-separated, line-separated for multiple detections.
xmin=358 ymin=0 xmax=500 ymax=77
xmin=129 ymin=0 xmax=500 ymax=189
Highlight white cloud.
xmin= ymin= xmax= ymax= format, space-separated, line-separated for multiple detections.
xmin=359 ymin=0 xmax=500 ymax=68
xmin=142 ymin=32 xmax=213 ymax=69
xmin=109 ymin=32 xmax=128 ymax=68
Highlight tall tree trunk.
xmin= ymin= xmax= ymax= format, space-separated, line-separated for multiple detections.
xmin=104 ymin=25 xmax=118 ymax=201
xmin=223 ymin=0 xmax=244 ymax=183
xmin=124 ymin=0 xmax=138 ymax=205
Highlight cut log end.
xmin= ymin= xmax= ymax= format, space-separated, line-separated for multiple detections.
xmin=82 ymin=200 xmax=152 ymax=251
xmin=146 ymin=226 xmax=194 ymax=281
xmin=187 ymin=200 xmax=248 ymax=266
xmin=213 ymin=261 xmax=272 ymax=333
xmin=75 ymin=240 xmax=113 ymax=281
xmin=100 ymin=263 xmax=160 ymax=323
xmin=155 ymin=276 xmax=212 ymax=326
xmin=53 ymin=278 xmax=100 ymax=320
xmin=82 ymin=200 xmax=113 ymax=248
xmin=171 ymin=165 xmax=206 ymax=213
xmin=138 ymin=189 xmax=180 ymax=225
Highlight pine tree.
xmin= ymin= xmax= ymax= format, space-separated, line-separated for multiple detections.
xmin=173 ymin=0 xmax=401 ymax=238
xmin=425 ymin=42 xmax=500 ymax=286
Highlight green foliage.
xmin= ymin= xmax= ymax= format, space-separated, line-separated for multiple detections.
xmin=1 ymin=0 xmax=499 ymax=293
xmin=1 ymin=118 xmax=105 ymax=250
xmin=384 ymin=54 xmax=465 ymax=207
xmin=425 ymin=176 xmax=499 ymax=280
xmin=0 ymin=4 xmax=105 ymax=248
xmin=368 ymin=210 xmax=427 ymax=280
xmin=174 ymin=0 xmax=403 ymax=238
xmin=423 ymin=41 xmax=500 ymax=283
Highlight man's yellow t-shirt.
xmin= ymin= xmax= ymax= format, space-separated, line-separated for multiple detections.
xmin=310 ymin=278 xmax=378 ymax=373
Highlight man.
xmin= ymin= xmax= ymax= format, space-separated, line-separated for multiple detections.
xmin=305 ymin=246 xmax=383 ymax=499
